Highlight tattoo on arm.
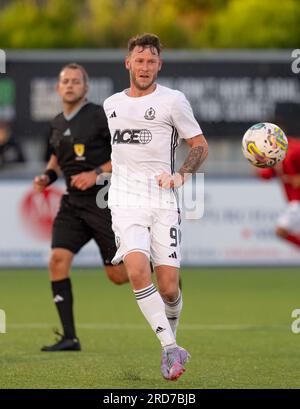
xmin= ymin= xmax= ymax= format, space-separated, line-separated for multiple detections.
xmin=178 ymin=145 xmax=207 ymax=177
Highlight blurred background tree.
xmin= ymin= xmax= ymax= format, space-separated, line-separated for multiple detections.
xmin=0 ymin=0 xmax=298 ymax=48
xmin=0 ymin=0 xmax=89 ymax=48
xmin=197 ymin=0 xmax=300 ymax=48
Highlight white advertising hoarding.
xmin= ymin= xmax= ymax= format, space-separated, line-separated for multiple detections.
xmin=181 ymin=178 xmax=300 ymax=265
xmin=0 ymin=178 xmax=299 ymax=267
xmin=0 ymin=180 xmax=101 ymax=267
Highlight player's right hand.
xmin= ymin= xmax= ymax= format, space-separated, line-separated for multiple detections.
xmin=156 ymin=172 xmax=185 ymax=189
xmin=33 ymin=174 xmax=50 ymax=192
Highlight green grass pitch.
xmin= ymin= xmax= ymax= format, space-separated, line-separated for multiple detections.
xmin=1 ymin=267 xmax=300 ymax=389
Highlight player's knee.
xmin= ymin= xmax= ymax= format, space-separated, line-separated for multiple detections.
xmin=106 ymin=272 xmax=122 ymax=285
xmin=128 ymin=267 xmax=150 ymax=287
xmin=276 ymin=226 xmax=288 ymax=238
xmin=49 ymin=253 xmax=63 ymax=271
xmin=105 ymin=265 xmax=128 ymax=285
xmin=123 ymin=254 xmax=151 ymax=286
xmin=48 ymin=252 xmax=69 ymax=280
xmin=159 ymin=282 xmax=179 ymax=302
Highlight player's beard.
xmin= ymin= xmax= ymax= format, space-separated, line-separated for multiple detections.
xmin=131 ymin=72 xmax=157 ymax=91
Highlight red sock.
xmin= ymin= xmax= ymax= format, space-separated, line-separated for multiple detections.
xmin=285 ymin=233 xmax=300 ymax=249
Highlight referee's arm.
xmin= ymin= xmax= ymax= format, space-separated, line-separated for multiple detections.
xmin=46 ymin=154 xmax=60 ymax=174
xmin=70 ymin=160 xmax=112 ymax=191
xmin=95 ymin=160 xmax=112 ymax=174
xmin=33 ymin=154 xmax=60 ymax=193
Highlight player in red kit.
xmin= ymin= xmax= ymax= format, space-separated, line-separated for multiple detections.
xmin=257 ymin=103 xmax=300 ymax=249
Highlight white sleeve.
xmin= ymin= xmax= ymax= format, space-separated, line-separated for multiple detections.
xmin=170 ymin=91 xmax=202 ymax=139
xmin=103 ymin=99 xmax=107 ymax=116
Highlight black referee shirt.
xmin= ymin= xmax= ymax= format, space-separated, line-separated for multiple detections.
xmin=50 ymin=102 xmax=111 ymax=196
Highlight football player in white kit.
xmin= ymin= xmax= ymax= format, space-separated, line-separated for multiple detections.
xmin=103 ymin=33 xmax=208 ymax=381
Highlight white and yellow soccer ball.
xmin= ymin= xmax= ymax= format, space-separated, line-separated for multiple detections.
xmin=242 ymin=122 xmax=288 ymax=168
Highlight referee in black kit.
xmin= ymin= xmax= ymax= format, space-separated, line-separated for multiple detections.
xmin=34 ymin=63 xmax=128 ymax=351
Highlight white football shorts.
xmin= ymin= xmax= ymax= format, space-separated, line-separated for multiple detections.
xmin=277 ymin=201 xmax=300 ymax=234
xmin=110 ymin=207 xmax=181 ymax=268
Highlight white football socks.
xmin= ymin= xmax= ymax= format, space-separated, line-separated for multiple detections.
xmin=134 ymin=284 xmax=176 ymax=349
xmin=164 ymin=290 xmax=182 ymax=338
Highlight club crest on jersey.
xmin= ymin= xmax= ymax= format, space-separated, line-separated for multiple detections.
xmin=74 ymin=144 xmax=86 ymax=160
xmin=144 ymin=107 xmax=155 ymax=120
xmin=112 ymin=129 xmax=152 ymax=144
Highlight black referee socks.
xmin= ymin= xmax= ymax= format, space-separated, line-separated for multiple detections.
xmin=51 ymin=278 xmax=77 ymax=340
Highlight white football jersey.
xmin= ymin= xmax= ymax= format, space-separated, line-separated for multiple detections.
xmin=103 ymin=84 xmax=202 ymax=209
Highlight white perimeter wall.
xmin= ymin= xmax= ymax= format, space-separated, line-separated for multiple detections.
xmin=0 ymin=178 xmax=299 ymax=267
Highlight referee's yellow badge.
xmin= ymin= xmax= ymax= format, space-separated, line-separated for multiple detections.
xmin=74 ymin=144 xmax=85 ymax=157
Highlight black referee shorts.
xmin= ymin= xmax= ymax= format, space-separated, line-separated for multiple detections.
xmin=52 ymin=194 xmax=117 ymax=265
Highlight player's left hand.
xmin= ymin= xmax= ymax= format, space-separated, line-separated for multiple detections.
xmin=70 ymin=170 xmax=97 ymax=190
xmin=155 ymin=172 xmax=184 ymax=189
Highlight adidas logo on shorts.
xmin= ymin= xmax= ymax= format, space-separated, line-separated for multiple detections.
xmin=168 ymin=252 xmax=177 ymax=259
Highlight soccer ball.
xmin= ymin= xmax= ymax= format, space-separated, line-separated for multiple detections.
xmin=242 ymin=122 xmax=288 ymax=168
